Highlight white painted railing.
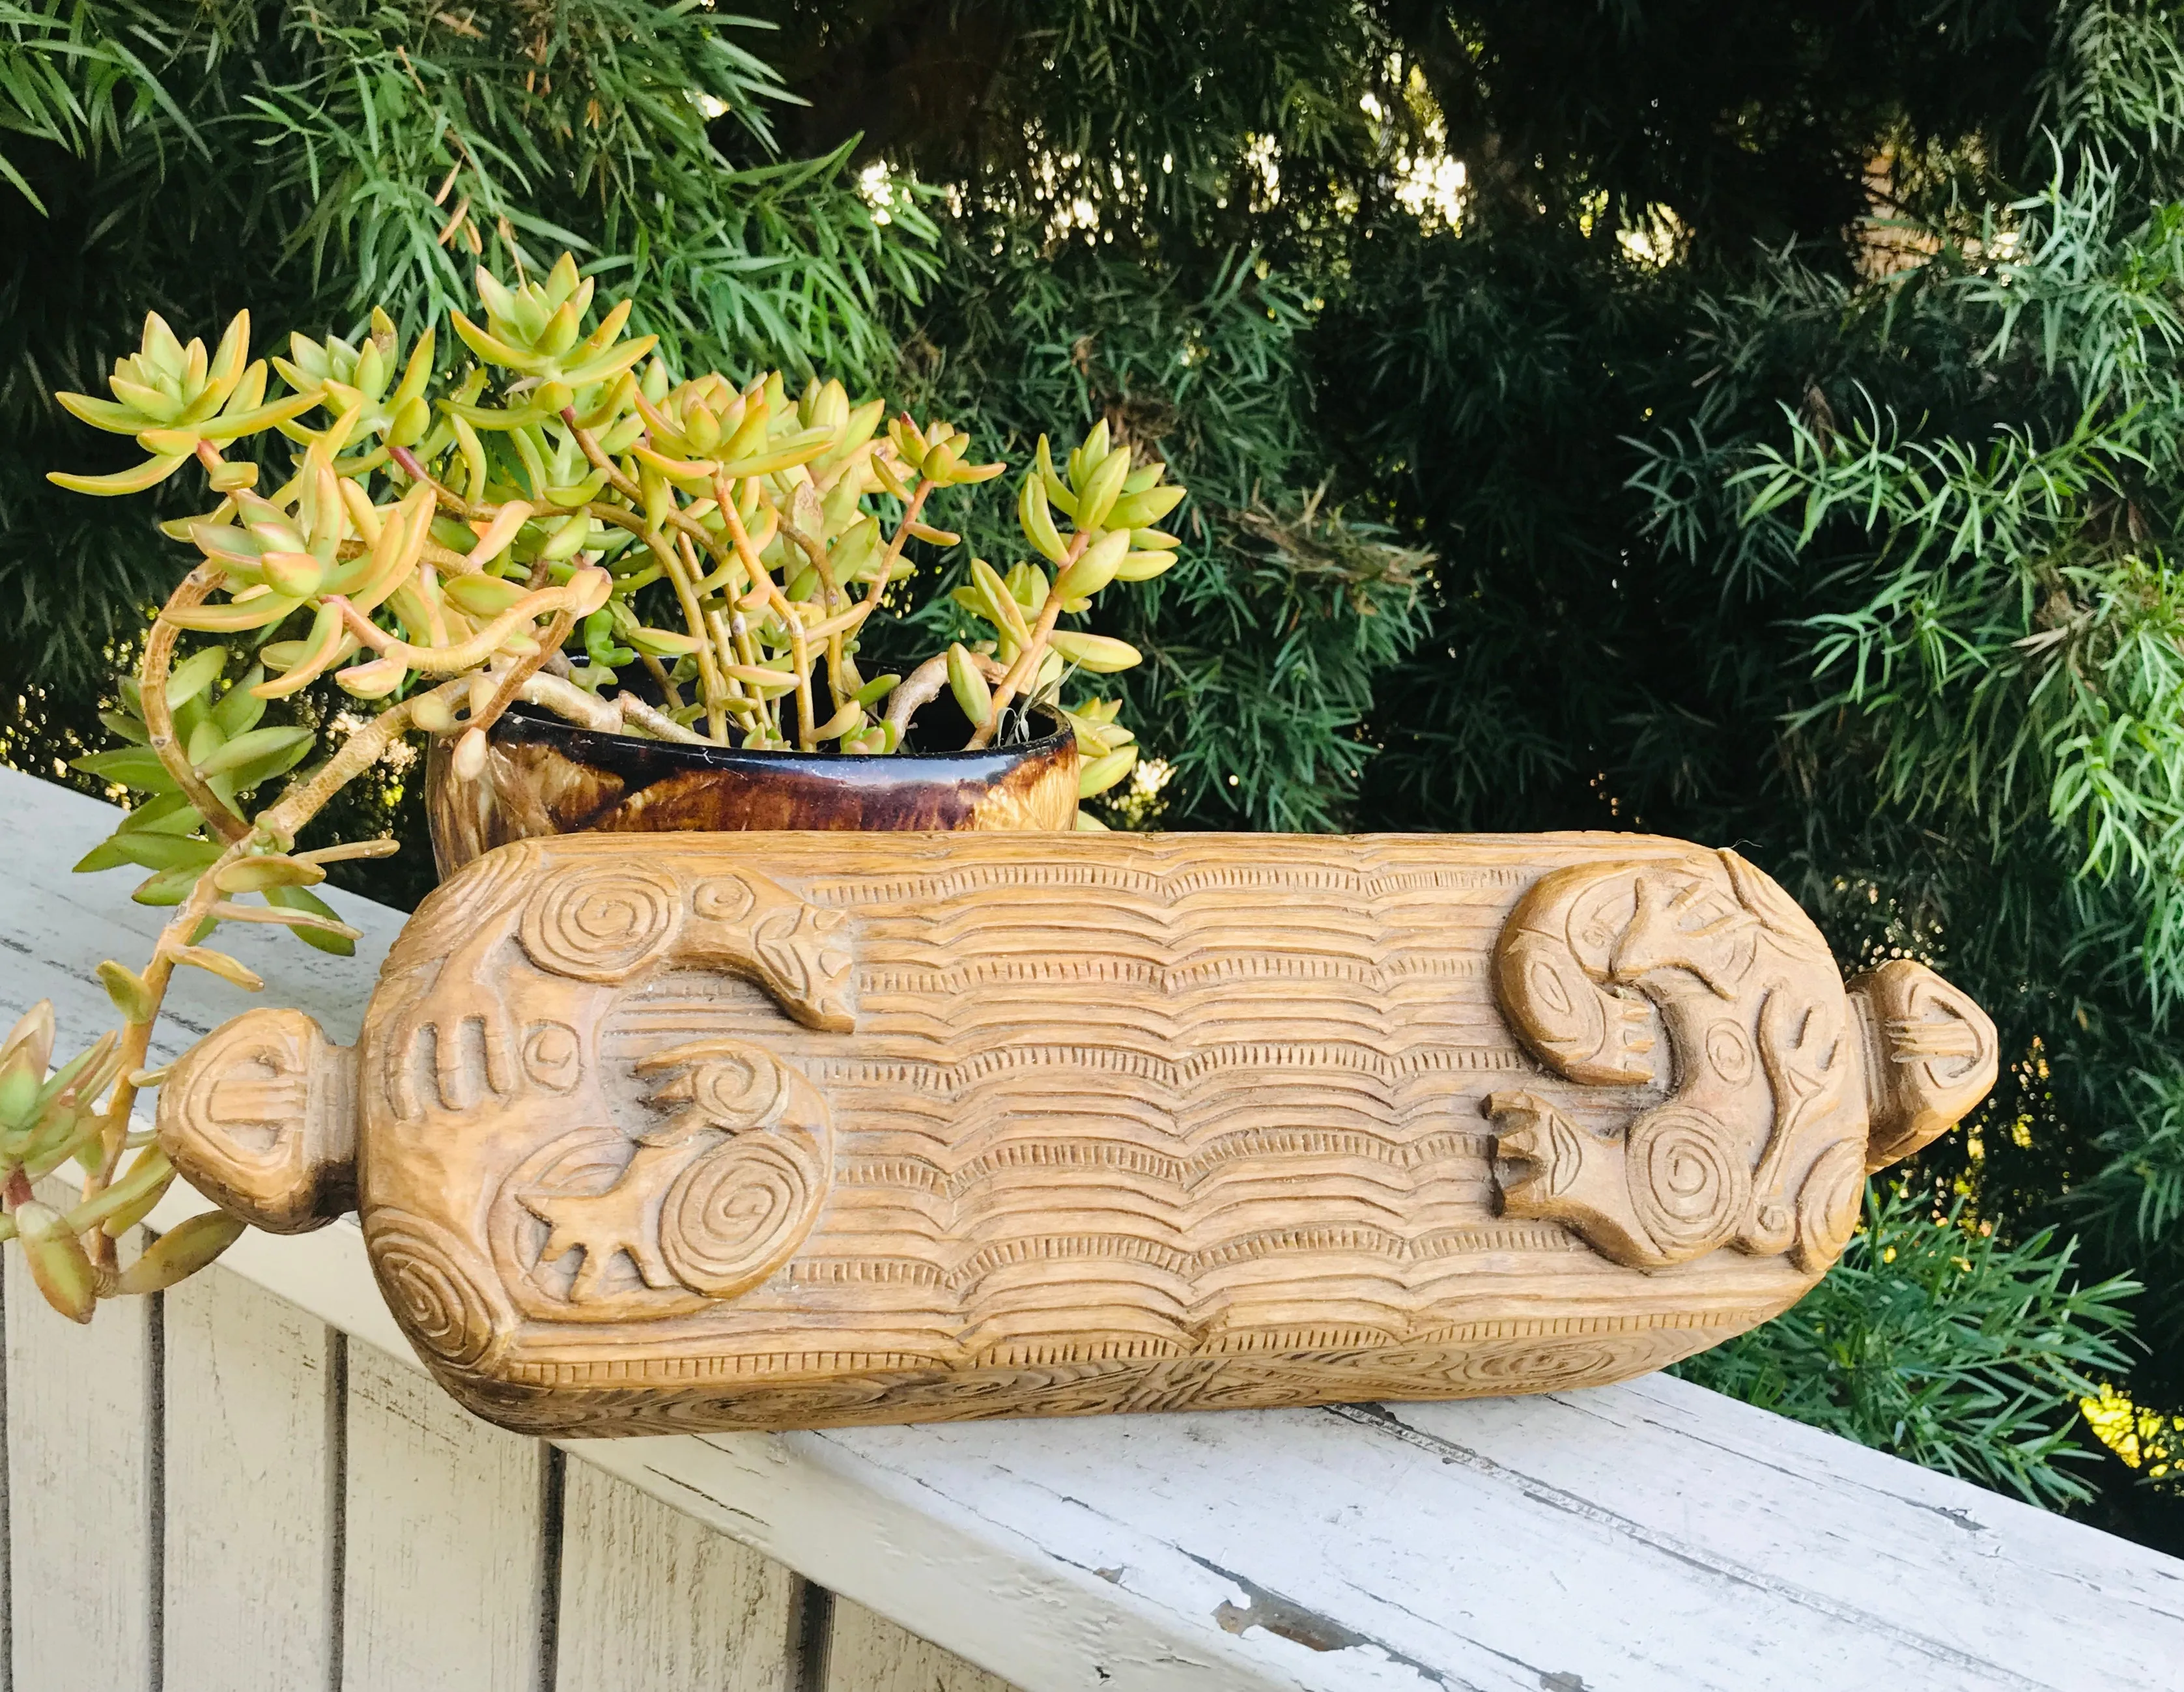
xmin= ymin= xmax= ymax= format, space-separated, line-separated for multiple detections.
xmin=2 ymin=765 xmax=2179 ymax=1692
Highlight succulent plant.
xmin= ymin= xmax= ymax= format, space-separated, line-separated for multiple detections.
xmin=10 ymin=254 xmax=1185 ymax=1320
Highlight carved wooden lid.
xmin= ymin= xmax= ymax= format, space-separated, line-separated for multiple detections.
xmin=149 ymin=832 xmax=2002 ymax=1438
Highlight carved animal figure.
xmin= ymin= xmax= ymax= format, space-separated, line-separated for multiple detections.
xmin=156 ymin=831 xmax=1996 ymax=1437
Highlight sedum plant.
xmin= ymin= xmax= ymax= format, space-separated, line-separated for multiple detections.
xmin=5 ymin=255 xmax=1184 ymax=1321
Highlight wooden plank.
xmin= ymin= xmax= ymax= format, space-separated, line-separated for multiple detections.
xmin=556 ymin=1457 xmax=795 ymax=1692
xmin=162 ymin=1262 xmax=339 ymax=1687
xmin=5 ymin=1217 xmax=154 ymax=1691
xmin=5 ymin=767 xmax=2183 ymax=1692
xmin=340 ymin=1341 xmax=546 ymax=1692
xmin=825 ymin=1598 xmax=1019 ymax=1692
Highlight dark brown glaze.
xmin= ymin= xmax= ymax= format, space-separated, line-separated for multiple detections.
xmin=427 ymin=705 xmax=1079 ymax=875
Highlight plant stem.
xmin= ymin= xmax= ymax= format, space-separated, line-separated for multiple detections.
xmin=718 ymin=486 xmax=816 ymax=748
xmin=82 ymin=674 xmax=475 ymax=1239
xmin=965 ymin=531 xmax=1088 ymax=749
xmin=144 ymin=569 xmax=250 ymax=845
xmin=468 ymin=606 xmax=578 ymax=739
xmin=778 ymin=516 xmax=853 ymax=710
xmin=645 ymin=528 xmax=729 ymax=740
xmin=872 ymin=481 xmax=933 ymax=608
xmin=616 ymin=693 xmax=704 ymax=743
xmin=638 ymin=653 xmax=684 ymax=712
xmin=328 ymin=571 xmax=604 ymax=675
xmin=516 ymin=673 xmax=623 ymax=731
xmin=886 ymin=649 xmax=1009 ymax=740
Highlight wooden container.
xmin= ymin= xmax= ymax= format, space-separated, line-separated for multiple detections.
xmin=427 ymin=702 xmax=1079 ymax=876
xmin=157 ymin=829 xmax=1996 ymax=1437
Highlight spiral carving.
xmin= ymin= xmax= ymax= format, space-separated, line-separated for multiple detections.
xmin=659 ymin=1131 xmax=828 ymax=1299
xmin=369 ymin=1209 xmax=507 ymax=1372
xmin=1628 ymin=1107 xmax=1750 ymax=1259
xmin=1792 ymin=1137 xmax=1867 ymax=1271
xmin=687 ymin=1043 xmax=789 ymax=1129
xmin=518 ymin=864 xmax=682 ymax=982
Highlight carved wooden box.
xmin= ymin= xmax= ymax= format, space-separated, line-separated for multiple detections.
xmin=159 ymin=832 xmax=1996 ymax=1436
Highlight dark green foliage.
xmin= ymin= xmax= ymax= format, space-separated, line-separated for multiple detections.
xmin=1326 ymin=2 xmax=2184 ymax=1535
xmin=892 ymin=233 xmax=1432 ymax=828
xmin=1604 ymin=32 xmax=2184 ymax=1484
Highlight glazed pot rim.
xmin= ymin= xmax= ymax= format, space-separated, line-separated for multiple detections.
xmin=490 ymin=699 xmax=1073 ymax=772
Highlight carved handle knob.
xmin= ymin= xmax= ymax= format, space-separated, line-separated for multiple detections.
xmin=156 ymin=1008 xmax=358 ymax=1233
xmin=1846 ymin=959 xmax=1999 ymax=1171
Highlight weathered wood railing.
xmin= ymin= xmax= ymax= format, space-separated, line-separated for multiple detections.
xmin=1 ymin=767 xmax=2177 ymax=1691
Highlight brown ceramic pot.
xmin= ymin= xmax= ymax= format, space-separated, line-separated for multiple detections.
xmin=427 ymin=701 xmax=1078 ymax=877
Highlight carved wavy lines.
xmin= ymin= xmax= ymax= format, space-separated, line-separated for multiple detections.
xmin=751 ymin=1240 xmax=1572 ymax=1336
xmin=821 ymin=1187 xmax=1505 ymax=1268
xmin=928 ymin=1222 xmax=1588 ymax=1290
xmin=834 ymin=1127 xmax=1495 ymax=1198
xmin=838 ymin=991 xmax=1511 ymax=1049
xmin=609 ymin=1024 xmax=1535 ymax=1193
xmin=608 ymin=1018 xmax=1522 ymax=1082
xmin=858 ymin=903 xmax=1503 ymax=960
xmin=603 ymin=1036 xmax=1518 ymax=1164
xmin=781 ymin=1125 xmax=1525 ymax=1325
xmin=799 ymin=1043 xmax=1530 ymax=1094
xmin=854 ymin=951 xmax=1486 ymax=996
xmin=620 ymin=964 xmax=1495 ymax=1015
xmin=774 ymin=1051 xmax=1521 ymax=1163
xmin=612 ymin=993 xmax=1526 ymax=1079
xmin=617 ymin=998 xmax=1518 ymax=1075
xmin=812 ymin=1000 xmax=1518 ymax=1058
xmin=809 ymin=894 xmax=1513 ymax=974
xmin=650 ymin=1079 xmax=1469 ymax=1150
xmin=816 ymin=1191 xmax=1494 ymax=1275
xmin=834 ymin=1114 xmax=1502 ymax=1206
xmin=800 ymin=859 xmax=1531 ymax=911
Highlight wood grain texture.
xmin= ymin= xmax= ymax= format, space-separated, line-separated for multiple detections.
xmin=162 ymin=1265 xmax=339 ymax=1689
xmin=825 ymin=1598 xmax=1019 ymax=1692
xmin=7 ymin=771 xmax=2173 ymax=1692
xmin=4 ymin=1207 xmax=153 ymax=1691
xmin=555 ymin=1457 xmax=797 ymax=1692
xmin=340 ymin=1340 xmax=546 ymax=1692
xmin=159 ymin=830 xmax=1997 ymax=1437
